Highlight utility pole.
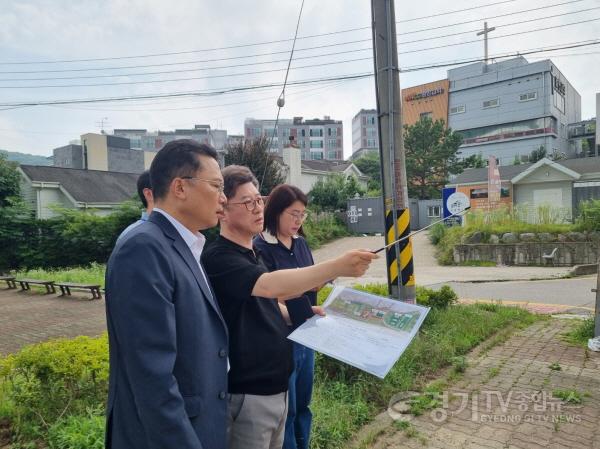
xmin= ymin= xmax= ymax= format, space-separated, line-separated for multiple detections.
xmin=477 ymin=22 xmax=496 ymax=65
xmin=371 ymin=0 xmax=415 ymax=303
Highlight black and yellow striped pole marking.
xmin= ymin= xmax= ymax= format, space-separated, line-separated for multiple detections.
xmin=385 ymin=208 xmax=415 ymax=302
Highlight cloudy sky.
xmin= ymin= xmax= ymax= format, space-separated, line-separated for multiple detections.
xmin=0 ymin=0 xmax=598 ymax=158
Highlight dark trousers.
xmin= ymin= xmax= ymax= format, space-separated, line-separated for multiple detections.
xmin=283 ymin=343 xmax=315 ymax=449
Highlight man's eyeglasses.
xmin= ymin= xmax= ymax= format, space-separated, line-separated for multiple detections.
xmin=284 ymin=211 xmax=309 ymax=222
xmin=181 ymin=177 xmax=225 ymax=194
xmin=228 ymin=197 xmax=264 ymax=211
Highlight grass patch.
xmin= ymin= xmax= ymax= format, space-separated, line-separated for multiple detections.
xmin=553 ymin=389 xmax=585 ymax=404
xmin=12 ymin=262 xmax=106 ymax=289
xmin=488 ymin=366 xmax=500 ymax=379
xmin=392 ymin=421 xmax=426 ymax=445
xmin=430 ymin=206 xmax=578 ymax=265
xmin=563 ymin=318 xmax=595 ymax=347
xmin=457 ymin=260 xmax=497 ymax=267
xmin=549 ymin=362 xmax=562 ymax=371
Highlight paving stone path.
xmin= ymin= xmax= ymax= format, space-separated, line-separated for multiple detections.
xmin=367 ymin=318 xmax=600 ymax=449
xmin=0 ymin=288 xmax=106 ymax=356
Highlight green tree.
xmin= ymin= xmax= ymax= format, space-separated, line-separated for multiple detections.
xmin=353 ymin=153 xmax=381 ymax=193
xmin=0 ymin=152 xmax=21 ymax=206
xmin=462 ymin=153 xmax=486 ymax=169
xmin=403 ymin=117 xmax=463 ymax=200
xmin=529 ymin=145 xmax=547 ymax=163
xmin=309 ymin=174 xmax=365 ymax=212
xmin=224 ymin=136 xmax=285 ymax=195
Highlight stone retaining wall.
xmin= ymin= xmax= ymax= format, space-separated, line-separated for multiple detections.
xmin=454 ymin=242 xmax=600 ymax=266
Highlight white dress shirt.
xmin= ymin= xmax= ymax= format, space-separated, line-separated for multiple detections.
xmin=153 ymin=208 xmax=210 ymax=288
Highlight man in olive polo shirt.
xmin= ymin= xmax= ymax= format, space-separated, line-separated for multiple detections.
xmin=202 ymin=165 xmax=377 ymax=449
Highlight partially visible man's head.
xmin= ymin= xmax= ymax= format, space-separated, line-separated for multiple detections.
xmin=136 ymin=170 xmax=153 ymax=210
xmin=222 ymin=165 xmax=259 ymax=200
xmin=150 ymin=139 xmax=218 ymax=200
xmin=220 ymin=165 xmax=264 ymax=237
xmin=150 ymin=139 xmax=225 ymax=230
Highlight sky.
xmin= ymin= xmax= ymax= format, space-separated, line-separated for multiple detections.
xmin=0 ymin=0 xmax=598 ymax=159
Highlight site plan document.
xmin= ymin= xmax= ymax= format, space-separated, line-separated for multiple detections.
xmin=288 ymin=286 xmax=430 ymax=379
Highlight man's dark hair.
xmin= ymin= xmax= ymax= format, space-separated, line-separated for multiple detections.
xmin=150 ymin=139 xmax=218 ymax=200
xmin=264 ymin=184 xmax=308 ymax=236
xmin=136 ymin=170 xmax=152 ymax=208
xmin=222 ymin=165 xmax=258 ymax=199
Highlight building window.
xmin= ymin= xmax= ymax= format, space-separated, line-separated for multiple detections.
xmin=310 ymin=140 xmax=323 ymax=148
xmin=427 ymin=205 xmax=441 ymax=218
xmin=301 ymin=129 xmax=306 ymax=137
xmin=553 ymin=91 xmax=565 ymax=113
xmin=519 ymin=92 xmax=537 ymax=102
xmin=482 ymin=98 xmax=499 ymax=109
xmin=470 ymin=188 xmax=488 ymax=199
xmin=311 ymin=151 xmax=323 ymax=160
xmin=309 ymin=128 xmax=323 ymax=137
xmin=327 ymin=150 xmax=339 ymax=159
xmin=367 ymin=139 xmax=377 ymax=148
xmin=449 ymin=105 xmax=466 ymax=115
xmin=457 ymin=117 xmax=557 ymax=145
xmin=420 ymin=112 xmax=433 ymax=120
xmin=328 ymin=139 xmax=338 ymax=148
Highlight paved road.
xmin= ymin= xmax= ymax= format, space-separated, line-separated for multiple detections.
xmin=432 ymin=277 xmax=597 ymax=310
xmin=312 ymin=234 xmax=596 ymax=310
xmin=312 ymin=233 xmax=572 ymax=286
xmin=0 ymin=289 xmax=106 ymax=356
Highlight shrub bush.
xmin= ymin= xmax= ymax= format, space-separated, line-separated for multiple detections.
xmin=416 ymin=285 xmax=458 ymax=309
xmin=428 ymin=222 xmax=447 ymax=245
xmin=303 ymin=212 xmax=350 ymax=249
xmin=0 ymin=202 xmax=140 ymax=271
xmin=0 ymin=335 xmax=108 ymax=440
xmin=47 ymin=408 xmax=105 ymax=449
xmin=576 ymin=199 xmax=600 ymax=232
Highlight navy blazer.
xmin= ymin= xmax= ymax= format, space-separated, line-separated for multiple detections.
xmin=105 ymin=212 xmax=229 ymax=449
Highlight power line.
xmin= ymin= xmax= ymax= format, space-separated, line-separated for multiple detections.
xmin=0 ymin=0 xmax=522 ymax=66
xmin=0 ymin=47 xmax=372 ymax=82
xmin=0 ymin=0 xmax=587 ymax=76
xmin=397 ymin=0 xmax=518 ymax=23
xmin=397 ymin=6 xmax=600 ymax=46
xmin=0 ymin=74 xmax=373 ymax=107
xmin=260 ymin=0 xmax=305 ymax=189
xmin=2 ymin=16 xmax=598 ymax=90
xmin=398 ymin=16 xmax=600 ymax=55
xmin=396 ymin=0 xmax=586 ymax=36
xmin=399 ymin=40 xmax=600 ymax=72
xmin=2 ymin=39 xmax=598 ymax=110
xmin=47 ymin=79 xmax=345 ymax=113
xmin=4 ymin=4 xmax=598 ymax=83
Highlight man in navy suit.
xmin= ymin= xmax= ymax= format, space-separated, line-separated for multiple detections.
xmin=105 ymin=139 xmax=229 ymax=449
